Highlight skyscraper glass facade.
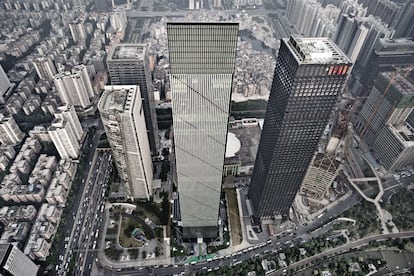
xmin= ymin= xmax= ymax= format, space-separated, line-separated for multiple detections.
xmin=167 ymin=22 xmax=238 ymax=238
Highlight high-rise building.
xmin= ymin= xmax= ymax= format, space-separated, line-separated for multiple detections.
xmin=53 ymin=64 xmax=94 ymax=109
xmin=286 ymin=0 xmax=338 ymax=38
xmin=0 ymin=115 xmax=25 ymax=145
xmin=54 ymin=104 xmax=83 ymax=141
xmin=353 ymin=16 xmax=393 ymax=69
xmin=334 ymin=14 xmax=370 ymax=63
xmin=248 ymin=36 xmax=351 ymax=223
xmin=107 ymin=44 xmax=159 ymax=155
xmin=98 ymin=85 xmax=153 ymax=200
xmin=33 ymin=56 xmax=57 ymax=81
xmin=0 ymin=64 xmax=11 ymax=103
xmin=393 ymin=2 xmax=414 ymax=38
xmin=358 ymin=0 xmax=401 ymax=27
xmin=167 ymin=22 xmax=239 ymax=238
xmin=363 ymin=71 xmax=414 ymax=172
xmin=373 ymin=123 xmax=414 ymax=171
xmin=354 ymin=72 xmax=414 ymax=146
xmin=69 ymin=20 xmax=87 ymax=43
xmin=48 ymin=118 xmax=80 ymax=159
xmin=0 ymin=243 xmax=39 ymax=276
xmin=356 ymin=38 xmax=414 ymax=97
xmin=110 ymin=7 xmax=127 ymax=32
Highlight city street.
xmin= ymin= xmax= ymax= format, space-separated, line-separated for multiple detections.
xmin=55 ymin=135 xmax=112 ymax=275
xmin=53 ymin=127 xmax=102 ymax=275
xmin=73 ymin=150 xmax=112 ymax=275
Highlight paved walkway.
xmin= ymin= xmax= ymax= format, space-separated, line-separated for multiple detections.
xmin=344 ymin=149 xmax=399 ymax=234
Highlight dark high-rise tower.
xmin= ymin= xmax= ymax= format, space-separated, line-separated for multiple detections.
xmin=248 ymin=36 xmax=352 ymax=223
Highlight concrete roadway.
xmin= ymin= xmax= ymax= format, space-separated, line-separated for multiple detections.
xmin=271 ymin=231 xmax=414 ymax=275
xmin=95 ymin=176 xmax=414 ymax=275
xmin=54 ymin=128 xmax=102 ymax=275
xmin=74 ymin=150 xmax=112 ymax=276
xmin=100 ymin=231 xmax=414 ymax=275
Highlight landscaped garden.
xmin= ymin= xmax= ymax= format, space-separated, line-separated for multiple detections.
xmin=384 ymin=189 xmax=414 ymax=231
xmin=119 ymin=216 xmax=149 ymax=248
xmin=334 ymin=200 xmax=381 ymax=239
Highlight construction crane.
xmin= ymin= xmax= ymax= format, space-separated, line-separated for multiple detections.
xmin=359 ymin=65 xmax=414 ymax=138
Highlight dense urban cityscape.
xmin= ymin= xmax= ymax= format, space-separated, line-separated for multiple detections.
xmin=0 ymin=0 xmax=413 ymax=275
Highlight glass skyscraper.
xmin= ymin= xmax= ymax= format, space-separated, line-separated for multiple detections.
xmin=248 ymin=36 xmax=352 ymax=224
xmin=167 ymin=22 xmax=239 ymax=238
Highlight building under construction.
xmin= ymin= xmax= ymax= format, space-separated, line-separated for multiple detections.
xmin=354 ymin=69 xmax=414 ymax=171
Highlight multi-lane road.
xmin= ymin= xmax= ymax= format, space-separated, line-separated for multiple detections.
xmin=73 ymin=150 xmax=112 ymax=275
xmin=54 ymin=127 xmax=112 ymax=275
xmin=53 ymin=128 xmax=101 ymax=275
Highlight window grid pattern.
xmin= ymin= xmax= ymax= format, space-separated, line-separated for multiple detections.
xmin=167 ymin=23 xmax=238 ymax=237
xmin=248 ymin=39 xmax=351 ymax=221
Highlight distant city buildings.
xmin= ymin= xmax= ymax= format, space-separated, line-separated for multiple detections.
xmin=110 ymin=7 xmax=127 ymax=33
xmin=355 ymin=38 xmax=414 ymax=97
xmin=98 ymin=85 xmax=153 ymax=200
xmin=233 ymin=0 xmax=263 ymax=9
xmin=53 ymin=64 xmax=94 ymax=109
xmin=48 ymin=118 xmax=81 ymax=160
xmin=33 ymin=56 xmax=57 ymax=81
xmin=54 ymin=104 xmax=84 ymax=141
xmin=0 ymin=115 xmax=25 ymax=146
xmin=393 ymin=1 xmax=414 ymax=38
xmin=248 ymin=36 xmax=351 ymax=224
xmin=167 ymin=22 xmax=239 ymax=238
xmin=107 ymin=43 xmax=159 ymax=155
xmin=46 ymin=103 xmax=83 ymax=160
xmin=69 ymin=20 xmax=87 ymax=43
xmin=95 ymin=0 xmax=111 ymax=12
xmin=355 ymin=70 xmax=414 ymax=171
xmin=286 ymin=0 xmax=338 ymax=38
xmin=0 ymin=64 xmax=11 ymax=103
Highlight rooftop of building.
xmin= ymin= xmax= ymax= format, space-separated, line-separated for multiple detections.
xmin=49 ymin=118 xmax=66 ymax=130
xmin=381 ymin=71 xmax=414 ymax=96
xmin=227 ymin=121 xmax=261 ymax=166
xmin=390 ymin=123 xmax=414 ymax=144
xmin=99 ymin=85 xmax=140 ymax=113
xmin=108 ymin=44 xmax=145 ymax=60
xmin=376 ymin=37 xmax=414 ymax=54
xmin=225 ymin=132 xmax=241 ymax=158
xmin=285 ymin=36 xmax=351 ymax=64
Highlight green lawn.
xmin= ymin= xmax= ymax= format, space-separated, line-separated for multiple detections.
xmin=119 ymin=216 xmax=144 ymax=248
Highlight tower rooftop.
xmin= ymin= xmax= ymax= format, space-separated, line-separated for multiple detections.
xmin=99 ymin=85 xmax=139 ymax=113
xmin=108 ymin=44 xmax=145 ymax=60
xmin=285 ymin=36 xmax=351 ymax=64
